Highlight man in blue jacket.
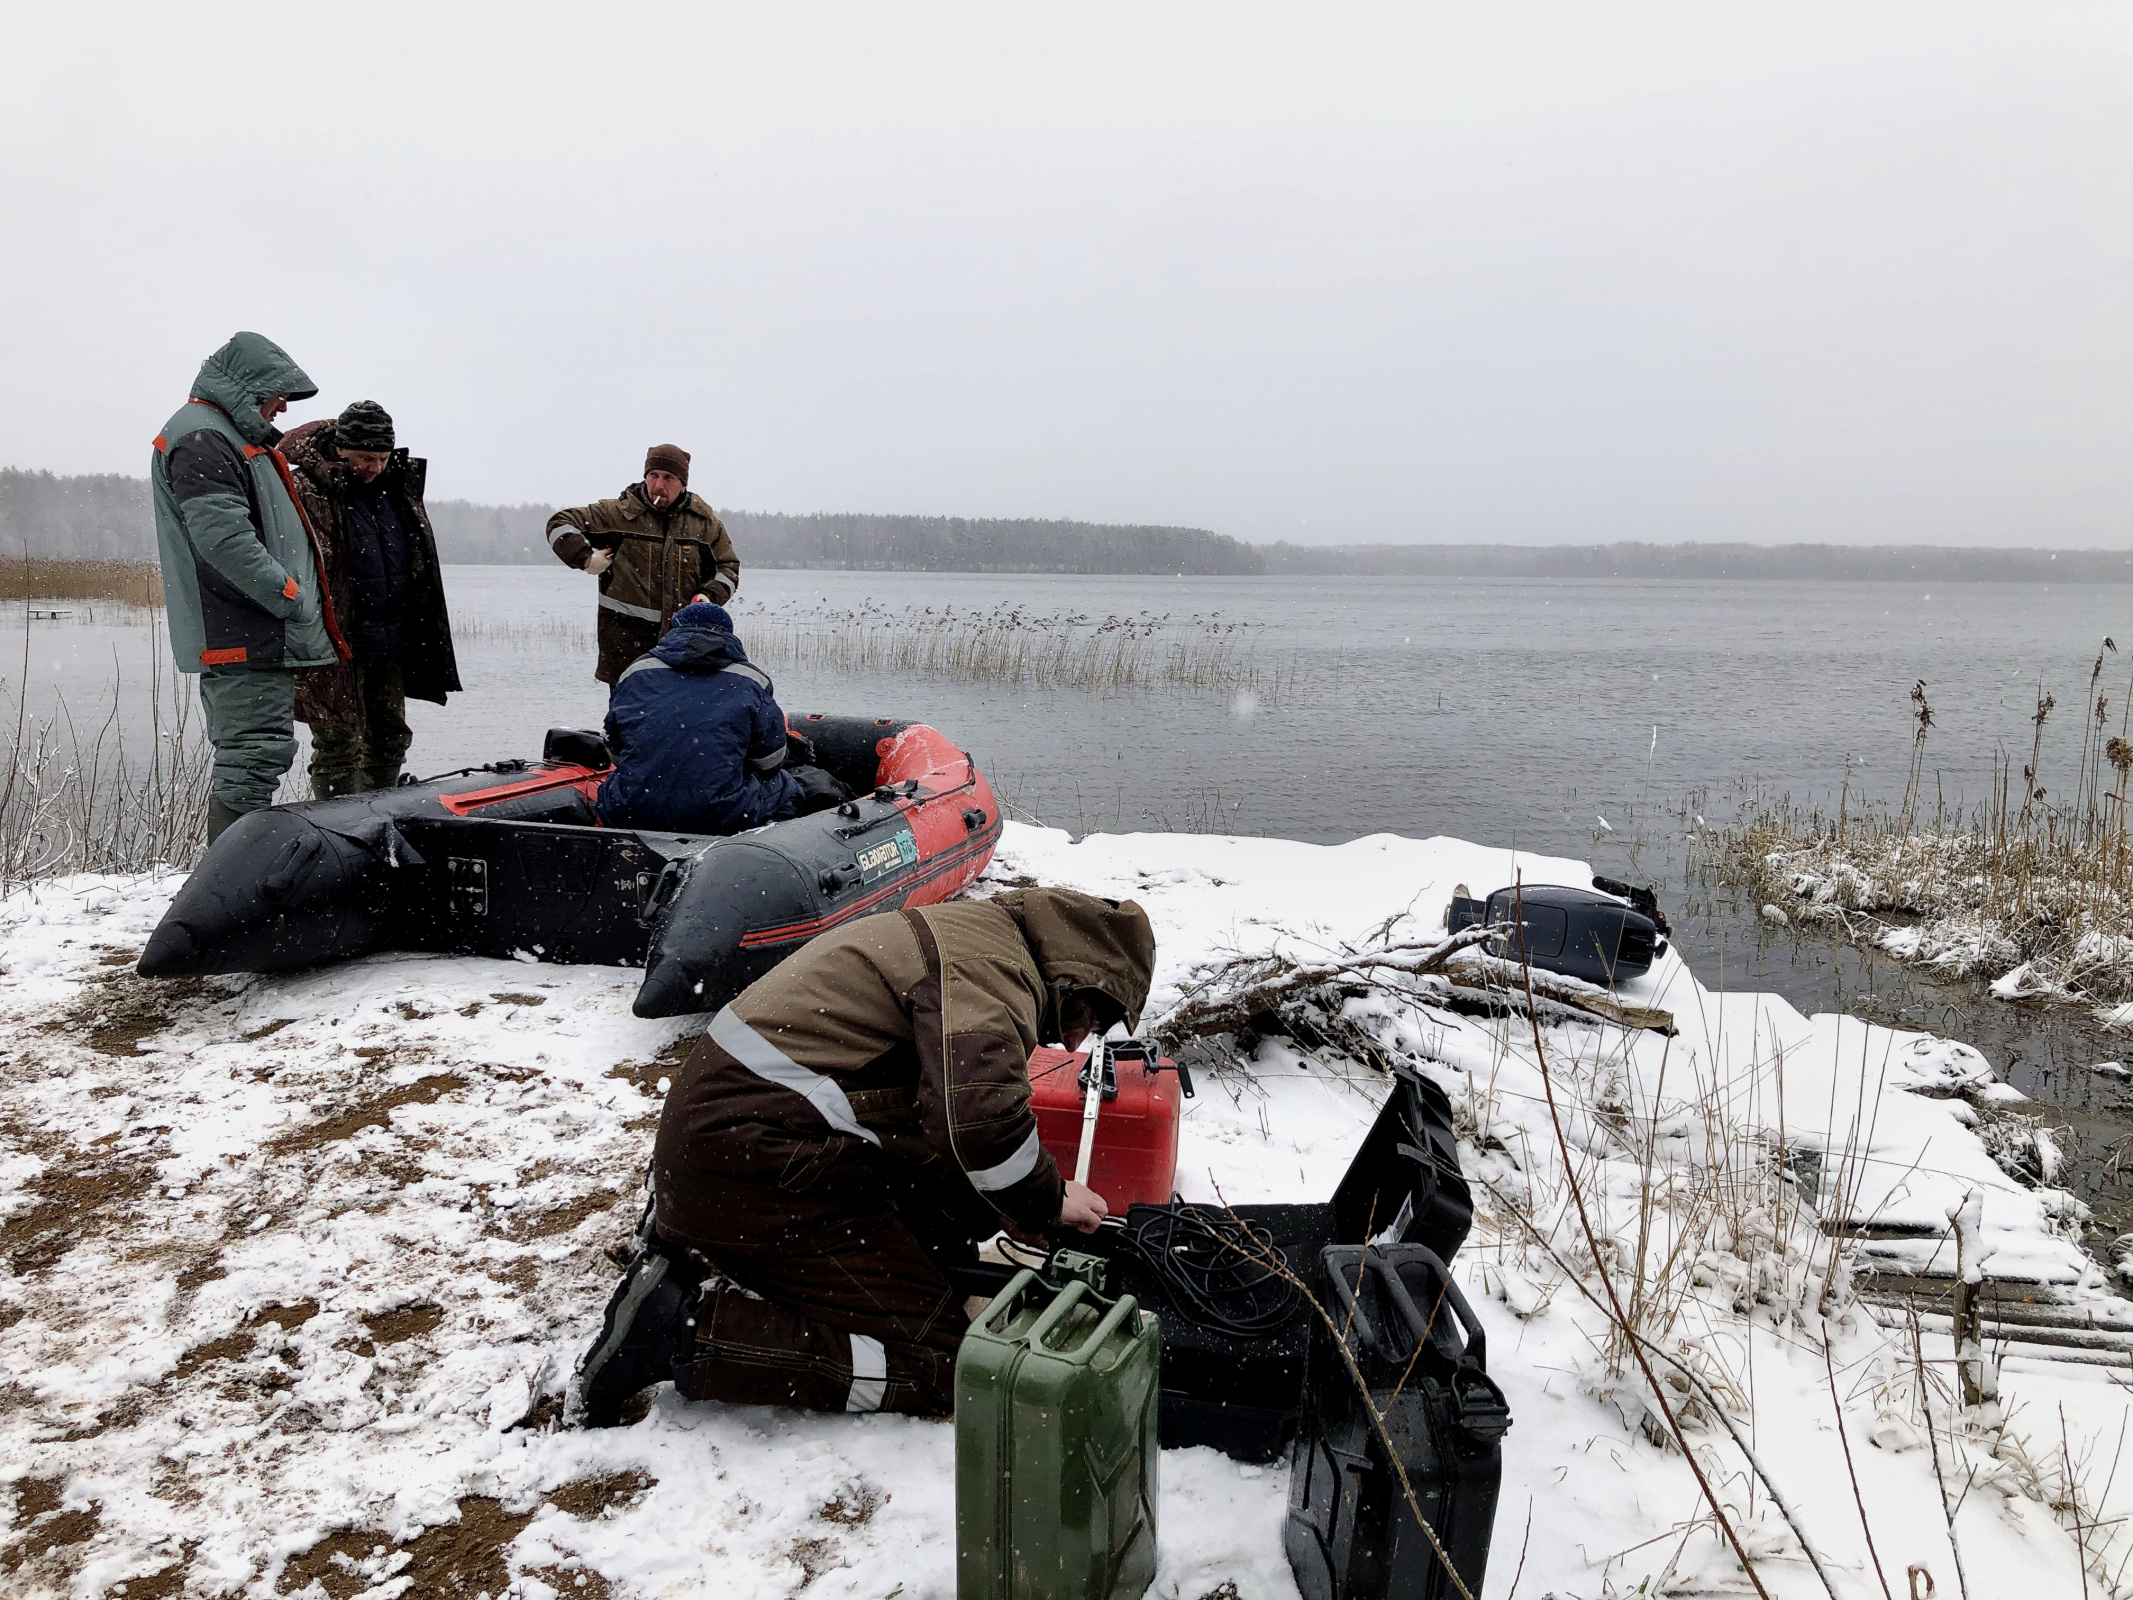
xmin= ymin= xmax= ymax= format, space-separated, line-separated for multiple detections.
xmin=598 ymin=602 xmax=846 ymax=834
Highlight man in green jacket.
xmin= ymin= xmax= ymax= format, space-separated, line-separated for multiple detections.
xmin=150 ymin=333 xmax=347 ymax=841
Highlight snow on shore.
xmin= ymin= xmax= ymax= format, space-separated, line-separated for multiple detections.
xmin=0 ymin=823 xmax=2122 ymax=1597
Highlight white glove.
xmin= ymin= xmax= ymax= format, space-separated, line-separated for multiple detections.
xmin=584 ymin=548 xmax=613 ymax=576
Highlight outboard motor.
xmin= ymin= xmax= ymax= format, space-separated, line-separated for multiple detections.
xmin=1445 ymin=880 xmax=1667 ymax=987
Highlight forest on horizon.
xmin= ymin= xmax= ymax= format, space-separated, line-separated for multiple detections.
xmin=3 ymin=466 xmax=2127 ymax=583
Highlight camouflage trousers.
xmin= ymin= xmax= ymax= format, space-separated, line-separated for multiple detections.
xmin=308 ymin=658 xmax=411 ymax=798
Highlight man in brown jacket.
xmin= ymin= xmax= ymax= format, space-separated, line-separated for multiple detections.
xmin=545 ymin=444 xmax=742 ymax=684
xmin=568 ymin=887 xmax=1157 ymax=1426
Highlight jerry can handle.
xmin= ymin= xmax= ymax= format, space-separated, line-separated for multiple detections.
xmin=977 ymin=1267 xmax=1046 ymax=1336
xmin=1026 ymin=1279 xmax=1144 ymax=1364
xmin=1375 ymin=1248 xmax=1484 ymax=1367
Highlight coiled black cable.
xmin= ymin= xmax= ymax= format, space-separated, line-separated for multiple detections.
xmin=1105 ymin=1204 xmax=1302 ymax=1339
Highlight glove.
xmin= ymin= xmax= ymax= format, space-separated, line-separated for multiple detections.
xmin=584 ymin=548 xmax=614 ymax=576
xmin=788 ymin=765 xmax=852 ymax=815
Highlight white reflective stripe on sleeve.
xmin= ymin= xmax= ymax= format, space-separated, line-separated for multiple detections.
xmin=544 ymin=521 xmax=577 ymax=547
xmin=598 ymin=593 xmax=663 ymax=622
xmin=615 ymin=655 xmax=671 ymax=684
xmin=717 ymin=660 xmax=771 ymax=689
xmin=708 ymin=1007 xmax=881 ymax=1147
xmin=747 ymin=744 xmax=787 ymax=774
xmin=846 ymin=1333 xmax=887 ymax=1413
xmin=963 ymin=1126 xmax=1044 ymax=1193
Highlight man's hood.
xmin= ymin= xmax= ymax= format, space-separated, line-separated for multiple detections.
xmin=994 ymin=888 xmax=1157 ymax=1031
xmin=650 ymin=610 xmax=750 ymax=673
xmin=190 ymin=332 xmax=317 ymax=446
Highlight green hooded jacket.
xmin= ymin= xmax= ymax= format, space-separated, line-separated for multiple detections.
xmin=150 ymin=332 xmax=346 ymax=672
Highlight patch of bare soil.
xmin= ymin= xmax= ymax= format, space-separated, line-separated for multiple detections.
xmin=1 ymin=1479 xmax=100 ymax=1573
xmin=816 ymin=1483 xmax=882 ymax=1526
xmin=514 ymin=1189 xmax=623 ymax=1240
xmin=278 ymin=1497 xmax=535 ymax=1598
xmin=787 ymin=1535 xmax=840 ymax=1588
xmin=1 ymin=1158 xmax=158 ymax=1276
xmin=52 ymin=971 xmax=215 ymax=1057
xmin=489 ymin=992 xmax=548 ymax=1007
xmin=547 ymin=1470 xmax=653 ymax=1521
xmin=269 ymin=1075 xmax=464 ymax=1154
xmin=109 ymin=1556 xmax=191 ymax=1597
xmin=362 ymin=1304 xmax=442 ymax=1345
xmin=243 ymin=1019 xmax=295 ymax=1042
xmin=607 ymin=1030 xmax=701 ymax=1097
xmin=527 ymin=1564 xmax=611 ymax=1598
xmin=166 ymin=1301 xmax=319 ymax=1384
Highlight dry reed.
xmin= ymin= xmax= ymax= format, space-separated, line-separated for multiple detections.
xmin=1718 ymin=638 xmax=2133 ymax=1015
xmin=734 ymin=599 xmax=1292 ymax=699
xmin=0 ymin=556 xmax=164 ymax=610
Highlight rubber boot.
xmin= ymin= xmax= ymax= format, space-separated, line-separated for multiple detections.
xmin=567 ymin=1248 xmax=694 ymax=1427
xmin=362 ymin=767 xmax=404 ymax=792
xmin=205 ymin=797 xmax=243 ymax=845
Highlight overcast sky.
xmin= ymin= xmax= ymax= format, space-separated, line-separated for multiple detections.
xmin=2 ymin=4 xmax=2126 ymax=546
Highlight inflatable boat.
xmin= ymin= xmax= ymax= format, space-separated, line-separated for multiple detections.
xmin=136 ymin=715 xmax=1001 ymax=1017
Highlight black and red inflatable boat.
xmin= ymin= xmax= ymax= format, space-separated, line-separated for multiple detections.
xmin=136 ymin=714 xmax=1001 ymax=1017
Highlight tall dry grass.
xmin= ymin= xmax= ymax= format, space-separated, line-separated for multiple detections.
xmin=0 ymin=611 xmax=209 ymax=888
xmin=0 ymin=556 xmax=164 ymax=610
xmin=1718 ymin=639 xmax=2133 ymax=1013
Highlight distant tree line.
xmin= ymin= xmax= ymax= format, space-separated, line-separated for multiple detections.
xmin=5 ymin=468 xmax=2128 ymax=582
xmin=1257 ymin=540 xmax=2133 ymax=584
xmin=0 ymin=469 xmax=1268 ymax=575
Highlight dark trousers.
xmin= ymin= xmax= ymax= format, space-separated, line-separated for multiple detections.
xmin=309 ymin=658 xmax=411 ymax=798
xmin=655 ymin=1120 xmax=979 ymax=1416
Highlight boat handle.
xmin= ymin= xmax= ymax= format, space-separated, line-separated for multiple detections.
xmin=641 ymin=859 xmax=688 ymax=917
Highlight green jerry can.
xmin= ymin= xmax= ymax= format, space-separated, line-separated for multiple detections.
xmin=955 ymin=1268 xmax=1162 ymax=1600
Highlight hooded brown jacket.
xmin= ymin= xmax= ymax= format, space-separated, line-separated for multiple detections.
xmin=654 ymin=889 xmax=1157 ymax=1234
xmin=545 ymin=484 xmax=740 ymax=682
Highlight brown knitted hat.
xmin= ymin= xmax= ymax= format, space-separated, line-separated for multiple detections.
xmin=644 ymin=444 xmax=690 ymax=485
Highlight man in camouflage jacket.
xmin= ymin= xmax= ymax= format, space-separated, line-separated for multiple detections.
xmin=545 ymin=443 xmax=741 ymax=684
xmin=283 ymin=402 xmax=461 ymax=795
xmin=569 ymin=887 xmax=1157 ymax=1425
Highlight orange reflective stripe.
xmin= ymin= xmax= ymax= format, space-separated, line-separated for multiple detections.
xmin=241 ymin=444 xmax=266 ymax=458
xmin=152 ymin=434 xmax=169 ymax=453
xmin=200 ymin=647 xmax=248 ymax=666
xmin=281 ymin=576 xmax=300 ymax=600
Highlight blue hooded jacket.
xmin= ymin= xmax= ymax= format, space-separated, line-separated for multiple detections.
xmin=596 ymin=604 xmax=802 ymax=834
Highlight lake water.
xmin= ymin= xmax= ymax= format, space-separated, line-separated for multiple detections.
xmin=12 ymin=564 xmax=2131 ymax=875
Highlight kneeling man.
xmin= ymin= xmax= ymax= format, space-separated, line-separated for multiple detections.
xmin=597 ymin=601 xmax=842 ymax=834
xmin=569 ymin=887 xmax=1156 ymax=1424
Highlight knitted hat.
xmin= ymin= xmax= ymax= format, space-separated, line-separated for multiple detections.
xmin=674 ymin=600 xmax=733 ymax=633
xmin=644 ymin=443 xmax=691 ymax=484
xmin=336 ymin=400 xmax=394 ymax=453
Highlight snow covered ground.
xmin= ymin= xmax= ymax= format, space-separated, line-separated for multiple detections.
xmin=0 ymin=822 xmax=2125 ymax=1598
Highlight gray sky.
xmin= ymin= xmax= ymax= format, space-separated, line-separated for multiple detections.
xmin=2 ymin=3 xmax=2127 ymax=546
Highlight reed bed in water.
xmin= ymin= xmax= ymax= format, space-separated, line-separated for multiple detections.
xmin=735 ymin=600 xmax=1292 ymax=698
xmin=1715 ymin=638 xmax=2133 ymax=1016
xmin=0 ymin=618 xmax=211 ymax=887
xmin=0 ymin=557 xmax=164 ymax=610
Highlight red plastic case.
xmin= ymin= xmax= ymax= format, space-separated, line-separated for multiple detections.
xmin=1030 ymin=1042 xmax=1184 ymax=1213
